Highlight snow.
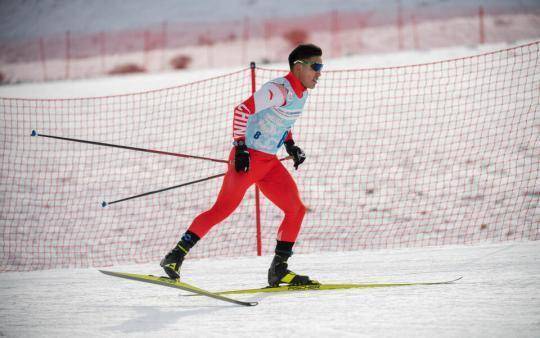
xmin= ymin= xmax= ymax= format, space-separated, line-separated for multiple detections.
xmin=0 ymin=241 xmax=539 ymax=337
xmin=1 ymin=38 xmax=539 ymax=336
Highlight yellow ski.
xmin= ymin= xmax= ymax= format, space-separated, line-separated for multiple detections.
xmin=99 ymin=270 xmax=258 ymax=306
xmin=216 ymin=277 xmax=463 ymax=295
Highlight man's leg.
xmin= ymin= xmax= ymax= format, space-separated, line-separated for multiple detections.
xmin=161 ymin=150 xmax=256 ymax=279
xmin=187 ymin=168 xmax=254 ymax=238
xmin=257 ymin=161 xmax=315 ymax=286
xmin=257 ymin=160 xmax=307 ymax=243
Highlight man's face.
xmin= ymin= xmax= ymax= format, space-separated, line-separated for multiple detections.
xmin=295 ymin=56 xmax=322 ymax=89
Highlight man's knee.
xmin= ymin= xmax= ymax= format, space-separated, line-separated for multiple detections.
xmin=287 ymin=200 xmax=306 ymax=217
xmin=298 ymin=202 xmax=307 ymax=216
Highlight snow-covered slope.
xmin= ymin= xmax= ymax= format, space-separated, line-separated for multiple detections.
xmin=0 ymin=241 xmax=538 ymax=337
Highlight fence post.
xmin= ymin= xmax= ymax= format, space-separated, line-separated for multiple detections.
xmin=99 ymin=32 xmax=106 ymax=74
xmin=479 ymin=6 xmax=485 ymax=45
xmin=331 ymin=10 xmax=341 ymax=57
xmin=397 ymin=0 xmax=404 ymax=50
xmin=143 ymin=30 xmax=149 ymax=70
xmin=412 ymin=14 xmax=419 ymax=49
xmin=65 ymin=30 xmax=71 ymax=79
xmin=250 ymin=61 xmax=262 ymax=256
xmin=161 ymin=21 xmax=168 ymax=71
xmin=207 ymin=31 xmax=213 ymax=68
xmin=242 ymin=17 xmax=250 ymax=65
xmin=264 ymin=21 xmax=271 ymax=58
xmin=39 ymin=37 xmax=47 ymax=81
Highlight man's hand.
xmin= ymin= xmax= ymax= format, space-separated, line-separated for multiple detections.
xmin=234 ymin=140 xmax=250 ymax=172
xmin=284 ymin=140 xmax=306 ymax=170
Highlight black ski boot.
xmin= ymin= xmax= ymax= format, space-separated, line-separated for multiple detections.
xmin=160 ymin=231 xmax=199 ymax=280
xmin=267 ymin=241 xmax=318 ymax=287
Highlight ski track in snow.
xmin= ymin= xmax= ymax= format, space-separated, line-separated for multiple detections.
xmin=0 ymin=242 xmax=539 ymax=337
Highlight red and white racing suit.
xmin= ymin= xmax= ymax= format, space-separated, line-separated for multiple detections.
xmin=187 ymin=72 xmax=308 ymax=242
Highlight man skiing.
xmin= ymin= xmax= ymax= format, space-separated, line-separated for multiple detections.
xmin=161 ymin=43 xmax=323 ymax=287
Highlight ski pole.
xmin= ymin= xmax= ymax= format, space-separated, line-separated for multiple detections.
xmin=30 ymin=130 xmax=227 ymax=164
xmin=101 ymin=172 xmax=226 ymax=208
xmin=101 ymin=155 xmax=292 ymax=208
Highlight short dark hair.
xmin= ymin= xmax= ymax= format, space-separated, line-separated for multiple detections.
xmin=288 ymin=44 xmax=323 ymax=70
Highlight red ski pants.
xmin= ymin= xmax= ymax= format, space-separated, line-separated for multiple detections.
xmin=187 ymin=148 xmax=306 ymax=242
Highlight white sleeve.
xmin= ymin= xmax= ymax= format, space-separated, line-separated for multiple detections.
xmin=252 ymin=82 xmax=287 ymax=113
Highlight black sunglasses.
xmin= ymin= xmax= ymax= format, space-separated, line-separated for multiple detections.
xmin=294 ymin=60 xmax=323 ymax=72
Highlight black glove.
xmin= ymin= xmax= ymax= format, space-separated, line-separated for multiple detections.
xmin=284 ymin=140 xmax=306 ymax=170
xmin=234 ymin=140 xmax=250 ymax=172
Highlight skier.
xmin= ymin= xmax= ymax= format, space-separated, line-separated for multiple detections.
xmin=161 ymin=43 xmax=323 ymax=287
